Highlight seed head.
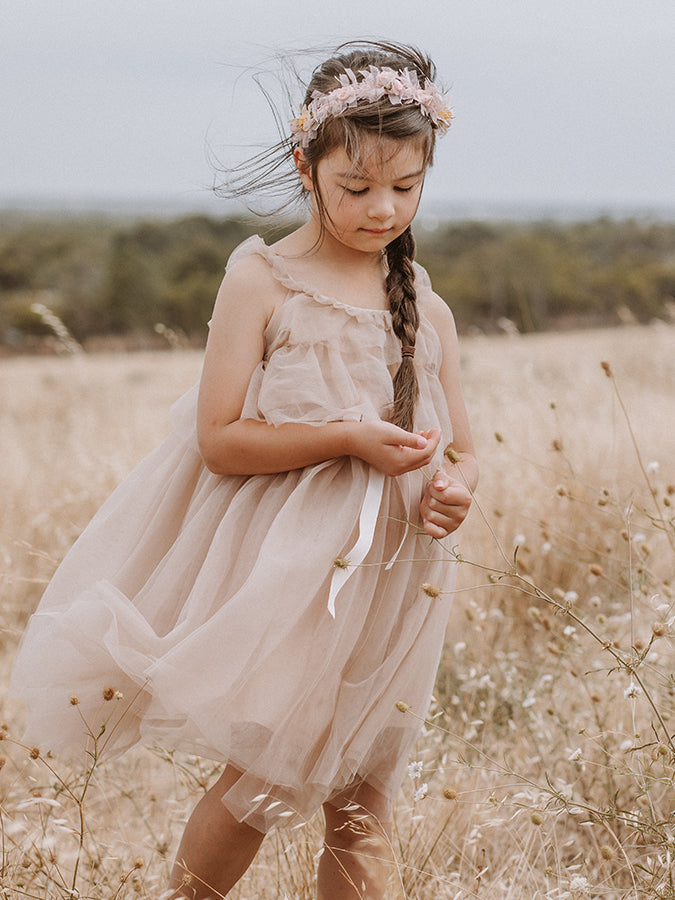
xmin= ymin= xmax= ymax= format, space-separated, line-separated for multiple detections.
xmin=395 ymin=701 xmax=410 ymax=713
xmin=444 ymin=446 xmax=461 ymax=464
xmin=70 ymin=696 xmax=80 ymax=706
xmin=494 ymin=431 xmax=504 ymax=443
xmin=552 ymin=439 xmax=562 ymax=452
xmin=421 ymin=582 xmax=441 ymax=598
xmin=531 ymin=811 xmax=543 ymax=825
xmin=333 ymin=557 xmax=349 ymax=570
xmin=29 ymin=747 xmax=40 ymax=760
xmin=652 ymin=621 xmax=667 ymax=638
xmin=600 ymin=360 xmax=612 ymax=377
xmin=0 ymin=756 xmax=6 ymax=770
xmin=588 ymin=563 xmax=603 ymax=577
xmin=443 ymin=788 xmax=457 ymax=800
xmin=102 ymin=687 xmax=116 ymax=701
xmin=600 ymin=844 xmax=615 ymax=861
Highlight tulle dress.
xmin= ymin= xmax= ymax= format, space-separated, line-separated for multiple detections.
xmin=11 ymin=235 xmax=456 ymax=832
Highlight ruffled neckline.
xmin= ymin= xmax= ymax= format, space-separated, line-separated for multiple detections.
xmin=241 ymin=235 xmax=394 ymax=323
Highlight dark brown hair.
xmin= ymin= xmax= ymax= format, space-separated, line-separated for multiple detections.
xmin=221 ymin=41 xmax=446 ymax=431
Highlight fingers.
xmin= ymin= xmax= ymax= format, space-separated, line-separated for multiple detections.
xmin=420 ymin=473 xmax=472 ymax=537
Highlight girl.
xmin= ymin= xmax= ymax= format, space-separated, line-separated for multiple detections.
xmin=11 ymin=41 xmax=477 ymax=899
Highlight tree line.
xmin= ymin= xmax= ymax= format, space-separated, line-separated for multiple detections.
xmin=1 ymin=213 xmax=673 ymax=351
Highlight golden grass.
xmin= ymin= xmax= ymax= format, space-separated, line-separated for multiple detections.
xmin=1 ymin=323 xmax=674 ymax=898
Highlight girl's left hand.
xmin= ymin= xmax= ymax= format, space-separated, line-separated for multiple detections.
xmin=419 ymin=469 xmax=472 ymax=538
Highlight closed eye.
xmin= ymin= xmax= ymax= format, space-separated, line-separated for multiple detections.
xmin=343 ymin=186 xmax=368 ymax=195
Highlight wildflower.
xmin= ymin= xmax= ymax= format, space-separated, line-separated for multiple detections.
xmin=443 ymin=788 xmax=457 ymax=800
xmin=652 ymin=621 xmax=667 ymax=637
xmin=588 ymin=563 xmax=603 ymax=577
xmin=624 ymin=680 xmax=640 ymax=700
xmin=408 ymin=760 xmax=423 ymax=780
xmin=413 ymin=783 xmax=428 ymax=802
xmin=333 ymin=557 xmax=349 ymax=569
xmin=421 ymin=582 xmax=440 ymax=598
xmin=599 ymin=844 xmax=615 ymax=860
xmin=29 ymin=747 xmax=40 ymax=760
xmin=568 ymin=747 xmax=582 ymax=762
xmin=564 ymin=590 xmax=578 ymax=606
xmin=530 ymin=811 xmax=543 ymax=825
xmin=395 ymin=701 xmax=410 ymax=713
xmin=102 ymin=687 xmax=116 ymax=701
xmin=70 ymin=696 xmax=80 ymax=706
xmin=646 ymin=460 xmax=660 ymax=474
xmin=540 ymin=541 xmax=552 ymax=554
xmin=600 ymin=360 xmax=612 ymax=377
xmin=570 ymin=875 xmax=591 ymax=893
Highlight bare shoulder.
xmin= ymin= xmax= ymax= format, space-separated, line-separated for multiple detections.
xmin=421 ymin=290 xmax=459 ymax=343
xmin=216 ymin=251 xmax=286 ymax=318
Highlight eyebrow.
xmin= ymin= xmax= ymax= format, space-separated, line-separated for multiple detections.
xmin=336 ymin=168 xmax=426 ymax=181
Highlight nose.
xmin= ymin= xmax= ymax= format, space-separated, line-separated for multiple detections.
xmin=367 ymin=190 xmax=396 ymax=222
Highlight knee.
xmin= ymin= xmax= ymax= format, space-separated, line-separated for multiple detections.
xmin=324 ymin=800 xmax=391 ymax=855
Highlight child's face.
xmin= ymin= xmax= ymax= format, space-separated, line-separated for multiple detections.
xmin=299 ymin=138 xmax=427 ymax=254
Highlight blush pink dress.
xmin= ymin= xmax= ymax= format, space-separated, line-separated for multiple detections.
xmin=11 ymin=235 xmax=456 ymax=832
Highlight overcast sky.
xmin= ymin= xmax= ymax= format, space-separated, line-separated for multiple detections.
xmin=3 ymin=0 xmax=674 ymax=218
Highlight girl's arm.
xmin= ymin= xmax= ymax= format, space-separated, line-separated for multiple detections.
xmin=197 ymin=261 xmax=440 ymax=477
xmin=418 ymin=295 xmax=478 ymax=538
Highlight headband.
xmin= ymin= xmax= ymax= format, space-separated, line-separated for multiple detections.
xmin=290 ymin=65 xmax=452 ymax=148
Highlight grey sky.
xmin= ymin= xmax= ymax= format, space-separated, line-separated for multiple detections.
xmin=3 ymin=0 xmax=674 ymax=217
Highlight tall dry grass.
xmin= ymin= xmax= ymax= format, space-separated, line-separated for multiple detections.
xmin=1 ymin=323 xmax=674 ymax=898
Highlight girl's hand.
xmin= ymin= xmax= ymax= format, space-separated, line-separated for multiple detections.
xmin=419 ymin=469 xmax=472 ymax=538
xmin=347 ymin=423 xmax=441 ymax=476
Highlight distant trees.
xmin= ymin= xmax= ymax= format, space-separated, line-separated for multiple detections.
xmin=0 ymin=213 xmax=673 ymax=351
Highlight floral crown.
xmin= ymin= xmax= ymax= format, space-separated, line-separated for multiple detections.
xmin=290 ymin=65 xmax=452 ymax=148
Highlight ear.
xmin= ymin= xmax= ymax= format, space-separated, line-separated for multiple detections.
xmin=293 ymin=148 xmax=313 ymax=192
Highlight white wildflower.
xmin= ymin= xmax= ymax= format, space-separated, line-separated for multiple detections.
xmin=624 ymin=680 xmax=640 ymax=700
xmin=540 ymin=541 xmax=552 ymax=554
xmin=564 ymin=591 xmax=578 ymax=605
xmin=563 ymin=625 xmax=576 ymax=636
xmin=522 ymin=695 xmax=536 ymax=709
xmin=568 ymin=747 xmax=583 ymax=762
xmin=408 ymin=760 xmax=423 ymax=780
xmin=646 ymin=460 xmax=660 ymax=474
xmin=570 ymin=874 xmax=591 ymax=893
xmin=413 ymin=783 xmax=428 ymax=802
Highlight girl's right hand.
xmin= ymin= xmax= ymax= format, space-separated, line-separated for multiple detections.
xmin=346 ymin=422 xmax=441 ymax=476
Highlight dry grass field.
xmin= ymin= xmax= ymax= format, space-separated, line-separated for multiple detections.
xmin=1 ymin=323 xmax=674 ymax=899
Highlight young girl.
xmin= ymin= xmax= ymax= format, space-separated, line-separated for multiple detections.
xmin=11 ymin=41 xmax=477 ymax=899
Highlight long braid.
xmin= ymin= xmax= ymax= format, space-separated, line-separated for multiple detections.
xmin=386 ymin=226 xmax=419 ymax=432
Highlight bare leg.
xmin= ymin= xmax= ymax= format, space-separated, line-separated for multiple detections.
xmin=167 ymin=765 xmax=265 ymax=899
xmin=317 ymin=784 xmax=401 ymax=900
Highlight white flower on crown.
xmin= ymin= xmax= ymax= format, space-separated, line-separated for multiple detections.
xmin=290 ymin=65 xmax=452 ymax=148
